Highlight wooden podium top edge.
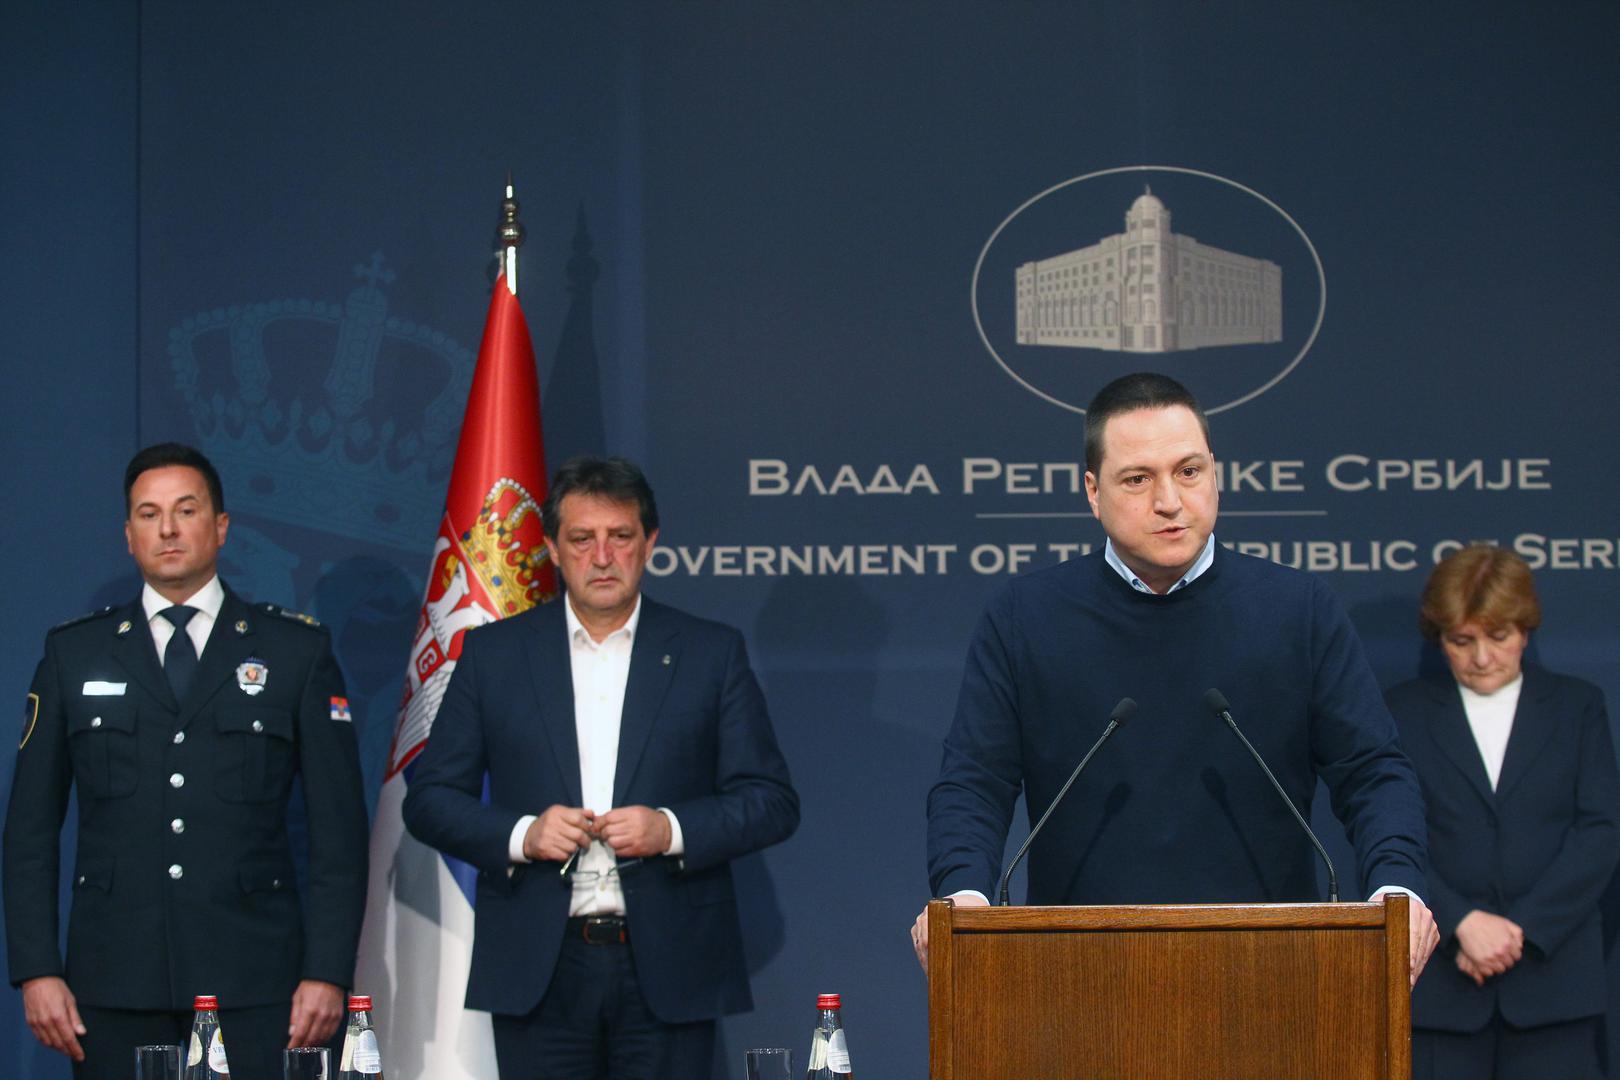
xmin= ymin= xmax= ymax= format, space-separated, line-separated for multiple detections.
xmin=942 ymin=901 xmax=1392 ymax=931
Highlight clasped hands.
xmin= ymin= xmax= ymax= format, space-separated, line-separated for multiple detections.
xmin=1452 ymin=909 xmax=1524 ymax=986
xmin=523 ymin=803 xmax=671 ymax=863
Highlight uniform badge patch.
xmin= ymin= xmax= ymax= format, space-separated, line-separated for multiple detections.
xmin=19 ymin=693 xmax=38 ymax=750
xmin=329 ymin=696 xmax=352 ymax=722
xmin=235 ymin=659 xmax=269 ymax=696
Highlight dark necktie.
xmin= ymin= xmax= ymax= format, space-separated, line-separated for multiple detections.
xmin=161 ymin=605 xmax=200 ymax=701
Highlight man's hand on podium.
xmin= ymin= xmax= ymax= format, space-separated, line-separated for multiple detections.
xmin=1406 ymin=895 xmax=1440 ymax=987
xmin=911 ymin=893 xmax=989 ymax=971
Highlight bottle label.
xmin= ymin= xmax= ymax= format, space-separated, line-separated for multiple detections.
xmin=188 ymin=1032 xmax=203 ymax=1067
xmin=208 ymin=1029 xmax=229 ymax=1072
xmin=828 ymin=1029 xmax=851 ymax=1073
xmin=806 ymin=1030 xmax=827 ymax=1070
xmin=354 ymin=1030 xmax=382 ymax=1073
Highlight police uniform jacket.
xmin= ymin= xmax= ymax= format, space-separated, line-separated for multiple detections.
xmin=3 ymin=585 xmax=370 ymax=1010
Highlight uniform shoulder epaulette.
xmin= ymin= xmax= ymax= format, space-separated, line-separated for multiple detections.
xmin=258 ymin=602 xmax=324 ymax=629
xmin=49 ymin=606 xmax=118 ymax=634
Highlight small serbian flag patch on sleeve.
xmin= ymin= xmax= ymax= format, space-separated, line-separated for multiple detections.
xmin=329 ymin=696 xmax=352 ymax=722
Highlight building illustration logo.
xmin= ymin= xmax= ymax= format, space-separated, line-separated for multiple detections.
xmin=973 ymin=166 xmax=1325 ymax=415
xmin=1014 ymin=188 xmax=1282 ymax=355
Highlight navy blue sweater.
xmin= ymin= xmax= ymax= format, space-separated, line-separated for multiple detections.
xmin=928 ymin=547 xmax=1428 ymax=904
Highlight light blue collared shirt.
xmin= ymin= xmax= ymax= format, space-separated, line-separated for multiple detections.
xmin=1103 ymin=534 xmax=1216 ymax=595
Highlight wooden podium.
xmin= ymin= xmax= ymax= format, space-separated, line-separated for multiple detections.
xmin=927 ymin=896 xmax=1410 ymax=1079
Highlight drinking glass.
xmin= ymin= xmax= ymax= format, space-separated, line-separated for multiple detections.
xmin=134 ymin=1044 xmax=183 ymax=1080
xmin=744 ymin=1046 xmax=794 ymax=1080
xmin=283 ymin=1045 xmax=331 ymax=1080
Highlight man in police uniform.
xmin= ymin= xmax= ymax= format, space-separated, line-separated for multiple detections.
xmin=3 ymin=443 xmax=370 ymax=1080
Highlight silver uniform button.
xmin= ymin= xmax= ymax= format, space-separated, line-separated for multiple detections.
xmin=90 ymin=717 xmax=102 ymax=728
xmin=169 ymin=772 xmax=184 ymax=788
xmin=172 ymin=731 xmax=185 ymax=745
xmin=168 ymin=864 xmax=183 ymax=880
xmin=251 ymin=720 xmax=264 ymax=733
xmin=171 ymin=818 xmax=185 ymax=834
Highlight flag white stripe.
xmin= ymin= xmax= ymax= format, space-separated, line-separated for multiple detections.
xmin=354 ymin=773 xmax=497 ymax=1080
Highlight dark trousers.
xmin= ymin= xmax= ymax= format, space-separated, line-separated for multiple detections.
xmin=1413 ymin=1013 xmax=1601 ymax=1080
xmin=492 ymin=926 xmax=716 ymax=1080
xmin=75 ymin=1000 xmax=337 ymax=1080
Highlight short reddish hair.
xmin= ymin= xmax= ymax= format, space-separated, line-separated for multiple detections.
xmin=1418 ymin=544 xmax=1541 ymax=642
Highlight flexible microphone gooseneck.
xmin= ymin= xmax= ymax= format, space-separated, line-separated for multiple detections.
xmin=997 ymin=697 xmax=1137 ymax=906
xmin=1202 ymin=688 xmax=1339 ymax=902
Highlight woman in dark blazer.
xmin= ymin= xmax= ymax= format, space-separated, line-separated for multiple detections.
xmin=1387 ymin=544 xmax=1620 ymax=1079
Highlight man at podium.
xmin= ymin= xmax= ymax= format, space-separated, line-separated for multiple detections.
xmin=913 ymin=373 xmax=1439 ymax=986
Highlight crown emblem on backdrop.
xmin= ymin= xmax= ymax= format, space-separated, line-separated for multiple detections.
xmin=167 ymin=253 xmax=476 ymax=551
xmin=460 ymin=477 xmax=552 ymax=616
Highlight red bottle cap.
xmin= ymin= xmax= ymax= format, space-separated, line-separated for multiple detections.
xmin=193 ymin=995 xmax=218 ymax=1010
xmin=348 ymin=995 xmax=373 ymax=1011
xmin=817 ymin=993 xmax=841 ymax=1009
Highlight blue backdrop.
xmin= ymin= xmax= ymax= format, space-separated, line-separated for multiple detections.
xmin=4 ymin=2 xmax=1618 ymax=1077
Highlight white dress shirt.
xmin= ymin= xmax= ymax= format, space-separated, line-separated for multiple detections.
xmin=506 ymin=595 xmax=684 ymax=916
xmin=1459 ymin=675 xmax=1523 ymax=790
xmin=142 ymin=576 xmax=225 ymax=663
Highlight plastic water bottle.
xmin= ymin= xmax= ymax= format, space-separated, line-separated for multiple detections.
xmin=805 ymin=993 xmax=853 ymax=1078
xmin=338 ymin=994 xmax=386 ymax=1078
xmin=183 ymin=995 xmax=229 ymax=1079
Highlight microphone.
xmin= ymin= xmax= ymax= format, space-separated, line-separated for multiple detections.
xmin=1202 ymin=688 xmax=1339 ymax=902
xmin=997 ymin=697 xmax=1137 ymax=906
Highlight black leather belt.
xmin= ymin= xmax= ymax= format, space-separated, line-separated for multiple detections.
xmin=568 ymin=915 xmax=629 ymax=945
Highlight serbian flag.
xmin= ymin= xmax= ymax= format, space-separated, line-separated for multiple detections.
xmin=355 ymin=264 xmax=554 ymax=1079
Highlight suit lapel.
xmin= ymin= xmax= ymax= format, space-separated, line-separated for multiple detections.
xmin=613 ymin=600 xmax=679 ymax=808
xmin=1424 ymin=679 xmax=1496 ymax=809
xmin=1495 ymin=668 xmax=1556 ymax=802
xmin=523 ymin=602 xmax=583 ymax=806
xmin=108 ymin=599 xmax=176 ymax=711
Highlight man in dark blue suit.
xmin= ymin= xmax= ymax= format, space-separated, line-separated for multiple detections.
xmin=3 ymin=443 xmax=369 ymax=1080
xmin=403 ymin=456 xmax=799 ymax=1080
xmin=1388 ymin=544 xmax=1620 ymax=1079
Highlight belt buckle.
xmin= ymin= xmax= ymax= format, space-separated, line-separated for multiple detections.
xmin=581 ymin=916 xmax=626 ymax=945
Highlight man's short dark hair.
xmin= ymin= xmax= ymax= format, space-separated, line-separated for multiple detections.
xmin=1083 ymin=373 xmax=1212 ymax=474
xmin=123 ymin=442 xmax=226 ymax=515
xmin=541 ymin=456 xmax=659 ymax=539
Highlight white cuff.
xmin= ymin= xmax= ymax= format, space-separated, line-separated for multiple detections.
xmin=509 ymin=815 xmax=538 ymax=863
xmin=1368 ymin=884 xmax=1426 ymax=907
xmin=949 ymin=889 xmax=990 ymax=905
xmin=658 ymin=807 xmax=684 ymax=856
